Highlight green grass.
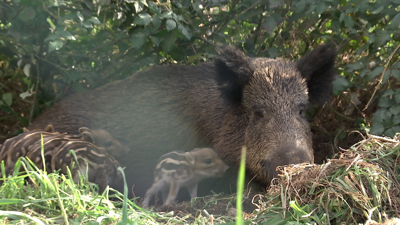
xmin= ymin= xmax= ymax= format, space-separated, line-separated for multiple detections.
xmin=1 ymin=135 xmax=400 ymax=224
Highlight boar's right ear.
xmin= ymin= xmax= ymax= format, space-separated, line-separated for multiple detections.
xmin=215 ymin=46 xmax=254 ymax=105
xmin=296 ymin=45 xmax=337 ymax=106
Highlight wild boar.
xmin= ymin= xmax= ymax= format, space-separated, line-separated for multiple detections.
xmin=51 ymin=140 xmax=123 ymax=193
xmin=0 ymin=125 xmax=58 ymax=174
xmin=142 ymin=147 xmax=228 ymax=207
xmin=25 ymin=126 xmax=129 ymax=173
xmin=29 ymin=45 xmax=337 ymax=197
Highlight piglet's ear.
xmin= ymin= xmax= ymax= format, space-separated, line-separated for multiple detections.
xmin=44 ymin=124 xmax=54 ymax=133
xmin=185 ymin=153 xmax=195 ymax=165
xmin=215 ymin=46 xmax=254 ymax=104
xmin=296 ymin=45 xmax=337 ymax=106
xmin=81 ymin=131 xmax=95 ymax=143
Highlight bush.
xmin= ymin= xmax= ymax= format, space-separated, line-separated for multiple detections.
xmin=1 ymin=0 xmax=400 ymax=142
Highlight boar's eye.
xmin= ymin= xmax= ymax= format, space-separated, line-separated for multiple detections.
xmin=104 ymin=141 xmax=113 ymax=148
xmin=299 ymin=104 xmax=307 ymax=118
xmin=203 ymin=158 xmax=213 ymax=165
xmin=254 ymin=110 xmax=264 ymax=119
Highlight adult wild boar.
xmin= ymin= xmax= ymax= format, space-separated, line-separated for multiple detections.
xmin=29 ymin=45 xmax=336 ymax=196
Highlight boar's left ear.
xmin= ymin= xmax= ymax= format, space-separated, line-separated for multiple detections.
xmin=215 ymin=46 xmax=254 ymax=104
xmin=296 ymin=45 xmax=337 ymax=105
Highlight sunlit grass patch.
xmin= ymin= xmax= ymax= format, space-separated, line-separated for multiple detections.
xmin=0 ymin=156 xmax=157 ymax=224
xmin=2 ymin=134 xmax=400 ymax=224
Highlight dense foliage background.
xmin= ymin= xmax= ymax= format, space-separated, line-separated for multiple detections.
xmin=1 ymin=0 xmax=400 ymax=160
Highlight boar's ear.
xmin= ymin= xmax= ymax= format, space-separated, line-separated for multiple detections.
xmin=81 ymin=131 xmax=95 ymax=143
xmin=22 ymin=127 xmax=30 ymax=133
xmin=296 ymin=45 xmax=337 ymax=105
xmin=44 ymin=124 xmax=54 ymax=133
xmin=79 ymin=127 xmax=90 ymax=134
xmin=79 ymin=127 xmax=95 ymax=143
xmin=215 ymin=46 xmax=254 ymax=104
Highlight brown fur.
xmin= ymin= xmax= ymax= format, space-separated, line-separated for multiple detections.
xmin=29 ymin=45 xmax=337 ymax=197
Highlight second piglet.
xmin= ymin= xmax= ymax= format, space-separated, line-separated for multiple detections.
xmin=142 ymin=147 xmax=229 ymax=207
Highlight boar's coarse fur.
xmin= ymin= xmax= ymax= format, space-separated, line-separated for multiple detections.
xmin=29 ymin=45 xmax=337 ymax=196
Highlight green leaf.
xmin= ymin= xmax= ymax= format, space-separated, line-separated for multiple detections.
xmin=57 ymin=31 xmax=76 ymax=40
xmin=389 ymin=104 xmax=400 ymax=115
xmin=139 ymin=0 xmax=148 ymax=7
xmin=134 ymin=1 xmax=143 ymax=13
xmin=150 ymin=35 xmax=161 ymax=46
xmin=384 ymin=128 xmax=396 ymax=137
xmin=46 ymin=18 xmax=56 ymax=30
xmin=263 ymin=15 xmax=277 ymax=34
xmin=392 ymin=69 xmax=400 ymax=79
xmin=77 ymin=11 xmax=84 ymax=22
xmin=389 ymin=13 xmax=400 ymax=29
xmin=166 ymin=19 xmax=176 ymax=31
xmin=395 ymin=93 xmax=400 ymax=104
xmin=376 ymin=31 xmax=391 ymax=46
xmin=332 ymin=76 xmax=349 ymax=94
xmin=87 ymin=17 xmax=101 ymax=25
xmin=366 ymin=66 xmax=384 ymax=80
xmin=392 ymin=125 xmax=400 ymax=133
xmin=344 ymin=16 xmax=354 ymax=29
xmin=18 ymin=7 xmax=36 ymax=23
xmin=134 ymin=13 xmax=152 ymax=26
xmin=82 ymin=21 xmax=93 ymax=28
xmin=178 ymin=24 xmax=191 ymax=40
xmin=346 ymin=62 xmax=364 ymax=72
xmin=160 ymin=11 xmax=173 ymax=19
xmin=383 ymin=90 xmax=395 ymax=97
xmin=23 ymin=64 xmax=31 ymax=77
xmin=294 ymin=0 xmax=306 ymax=12
xmin=153 ymin=16 xmax=161 ymax=30
xmin=339 ymin=12 xmax=346 ymax=22
xmin=48 ymin=40 xmax=64 ymax=52
xmin=370 ymin=124 xmax=385 ymax=135
xmin=1 ymin=93 xmax=12 ymax=106
xmin=378 ymin=97 xmax=395 ymax=108
xmin=162 ymin=35 xmax=177 ymax=52
xmin=131 ymin=31 xmax=147 ymax=48
xmin=393 ymin=115 xmax=400 ymax=124
xmin=44 ymin=34 xmax=59 ymax=42
xmin=371 ymin=5 xmax=384 ymax=14
xmin=316 ymin=2 xmax=329 ymax=15
xmin=148 ymin=2 xmax=159 ymax=14
xmin=187 ymin=53 xmax=202 ymax=63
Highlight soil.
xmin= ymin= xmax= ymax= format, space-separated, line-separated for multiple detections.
xmin=147 ymin=191 xmax=261 ymax=222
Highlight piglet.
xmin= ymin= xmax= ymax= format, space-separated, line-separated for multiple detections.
xmin=142 ymin=147 xmax=229 ymax=207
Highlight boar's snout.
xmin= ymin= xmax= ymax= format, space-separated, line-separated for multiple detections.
xmin=262 ymin=144 xmax=313 ymax=183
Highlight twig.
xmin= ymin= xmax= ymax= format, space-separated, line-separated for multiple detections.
xmin=40 ymin=0 xmax=61 ymax=21
xmin=364 ymin=43 xmax=400 ymax=111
